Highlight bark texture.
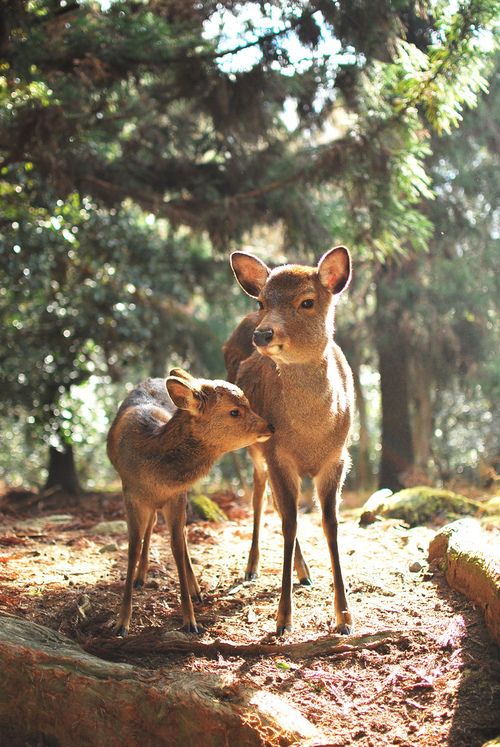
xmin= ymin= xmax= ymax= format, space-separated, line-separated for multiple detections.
xmin=0 ymin=614 xmax=321 ymax=747
xmin=375 ymin=268 xmax=415 ymax=491
xmin=85 ymin=628 xmax=407 ymax=662
xmin=428 ymin=519 xmax=500 ymax=644
xmin=45 ymin=444 xmax=81 ymax=495
xmin=351 ymin=360 xmax=372 ymax=489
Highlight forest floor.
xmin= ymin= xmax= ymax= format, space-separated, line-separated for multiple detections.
xmin=0 ymin=486 xmax=499 ymax=747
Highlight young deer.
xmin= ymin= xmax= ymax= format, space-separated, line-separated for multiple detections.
xmin=107 ymin=369 xmax=273 ymax=636
xmin=224 ymin=247 xmax=354 ymax=635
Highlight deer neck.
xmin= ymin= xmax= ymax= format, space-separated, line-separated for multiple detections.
xmin=156 ymin=412 xmax=217 ymax=488
xmin=276 ymin=347 xmax=334 ymax=409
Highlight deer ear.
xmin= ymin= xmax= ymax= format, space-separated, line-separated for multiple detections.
xmin=230 ymin=251 xmax=270 ymax=299
xmin=169 ymin=367 xmax=194 ymax=382
xmin=318 ymin=246 xmax=351 ymax=295
xmin=166 ymin=377 xmax=201 ymax=414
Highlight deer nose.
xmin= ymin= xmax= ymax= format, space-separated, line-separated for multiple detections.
xmin=253 ymin=328 xmax=274 ymax=347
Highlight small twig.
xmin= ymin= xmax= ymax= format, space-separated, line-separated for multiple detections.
xmin=76 ymin=595 xmax=91 ymax=620
xmin=405 ymin=698 xmax=427 ymax=711
xmin=364 ymin=666 xmax=402 ymax=703
xmin=402 ymin=681 xmax=434 ymax=692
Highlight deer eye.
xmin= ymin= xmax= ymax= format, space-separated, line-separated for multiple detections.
xmin=229 ymin=409 xmax=241 ymax=417
xmin=301 ymin=299 xmax=314 ymax=309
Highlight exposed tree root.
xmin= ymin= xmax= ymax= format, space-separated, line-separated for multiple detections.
xmin=0 ymin=613 xmax=323 ymax=747
xmin=84 ymin=627 xmax=415 ymax=662
xmin=429 ymin=518 xmax=500 ymax=644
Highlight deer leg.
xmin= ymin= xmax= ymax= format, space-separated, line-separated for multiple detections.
xmin=294 ymin=539 xmax=312 ymax=585
xmin=272 ymin=486 xmax=311 ymax=585
xmin=268 ymin=465 xmax=300 ymax=635
xmin=165 ymin=495 xmax=201 ymax=634
xmin=316 ymin=457 xmax=352 ymax=635
xmin=163 ymin=505 xmax=201 ymax=602
xmin=245 ymin=449 xmax=267 ymax=581
xmin=184 ymin=530 xmax=202 ymax=602
xmin=134 ymin=511 xmax=157 ymax=587
xmin=116 ymin=497 xmax=153 ymax=636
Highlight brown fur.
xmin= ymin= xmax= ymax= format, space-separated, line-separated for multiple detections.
xmin=107 ymin=370 xmax=273 ymax=635
xmin=224 ymin=247 xmax=354 ymax=635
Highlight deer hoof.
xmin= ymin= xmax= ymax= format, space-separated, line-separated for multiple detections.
xmin=115 ymin=625 xmax=129 ymax=637
xmin=181 ymin=622 xmax=204 ymax=635
xmin=133 ymin=579 xmax=144 ymax=588
xmin=335 ymin=623 xmax=352 ymax=635
xmin=245 ymin=571 xmax=258 ymax=581
xmin=276 ymin=624 xmax=292 ymax=636
xmin=299 ymin=576 xmax=313 ymax=586
xmin=191 ymin=592 xmax=203 ymax=603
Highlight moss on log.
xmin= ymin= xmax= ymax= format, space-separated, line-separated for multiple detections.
xmin=0 ymin=614 xmax=320 ymax=746
xmin=190 ymin=494 xmax=228 ymax=522
xmin=361 ymin=486 xmax=483 ymax=526
xmin=428 ymin=518 xmax=500 ymax=644
xmin=481 ymin=496 xmax=500 ymax=516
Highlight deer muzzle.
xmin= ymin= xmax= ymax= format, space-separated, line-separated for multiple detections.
xmin=253 ymin=327 xmax=274 ymax=347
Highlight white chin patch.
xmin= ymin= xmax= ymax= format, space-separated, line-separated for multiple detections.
xmin=266 ymin=344 xmax=283 ymax=356
xmin=256 ymin=434 xmax=271 ymax=442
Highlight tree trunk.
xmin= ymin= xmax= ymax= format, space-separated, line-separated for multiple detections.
xmin=375 ymin=268 xmax=415 ymax=491
xmin=352 ymin=361 xmax=372 ymax=490
xmin=45 ymin=444 xmax=81 ymax=495
xmin=377 ymin=341 xmax=414 ymax=490
xmin=411 ymin=356 xmax=434 ymax=474
xmin=149 ymin=337 xmax=169 ymax=378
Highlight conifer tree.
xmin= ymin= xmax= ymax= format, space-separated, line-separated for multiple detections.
xmin=1 ymin=0 xmax=498 ymax=491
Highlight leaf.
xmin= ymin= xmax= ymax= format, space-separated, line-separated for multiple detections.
xmin=275 ymin=660 xmax=292 ymax=670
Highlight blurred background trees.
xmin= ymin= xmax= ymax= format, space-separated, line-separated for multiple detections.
xmin=0 ymin=0 xmax=498 ymax=496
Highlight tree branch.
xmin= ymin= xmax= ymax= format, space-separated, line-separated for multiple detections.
xmin=84 ymin=628 xmax=415 ymax=662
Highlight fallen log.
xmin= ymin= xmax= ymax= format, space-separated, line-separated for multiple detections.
xmin=0 ymin=614 xmax=322 ymax=747
xmin=360 ymin=486 xmax=483 ymax=527
xmin=428 ymin=518 xmax=500 ymax=644
xmin=84 ymin=627 xmax=412 ymax=662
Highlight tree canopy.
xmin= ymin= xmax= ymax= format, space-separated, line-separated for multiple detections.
xmin=2 ymin=0 xmax=497 ymax=247
xmin=1 ymin=0 xmax=498 ymax=492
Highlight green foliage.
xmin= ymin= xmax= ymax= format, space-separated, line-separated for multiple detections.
xmin=0 ymin=186 xmax=220 ymax=396
xmin=417 ymin=59 xmax=499 ymax=476
xmin=342 ymin=54 xmax=499 ymax=483
xmin=1 ymin=0 xmax=497 ymax=250
xmin=392 ymin=2 xmax=498 ymax=132
xmin=0 ymin=1 xmax=498 ymax=489
xmin=0 ymin=176 xmax=233 ymax=486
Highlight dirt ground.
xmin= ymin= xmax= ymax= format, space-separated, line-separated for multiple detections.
xmin=0 ymin=487 xmax=499 ymax=747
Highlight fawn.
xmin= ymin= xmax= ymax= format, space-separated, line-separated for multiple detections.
xmin=224 ymin=246 xmax=354 ymax=635
xmin=107 ymin=369 xmax=274 ymax=635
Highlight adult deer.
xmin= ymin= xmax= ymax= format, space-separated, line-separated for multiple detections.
xmin=224 ymin=247 xmax=353 ymax=635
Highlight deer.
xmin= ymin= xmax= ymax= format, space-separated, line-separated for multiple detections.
xmin=224 ymin=246 xmax=354 ymax=635
xmin=107 ymin=369 xmax=274 ymax=636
